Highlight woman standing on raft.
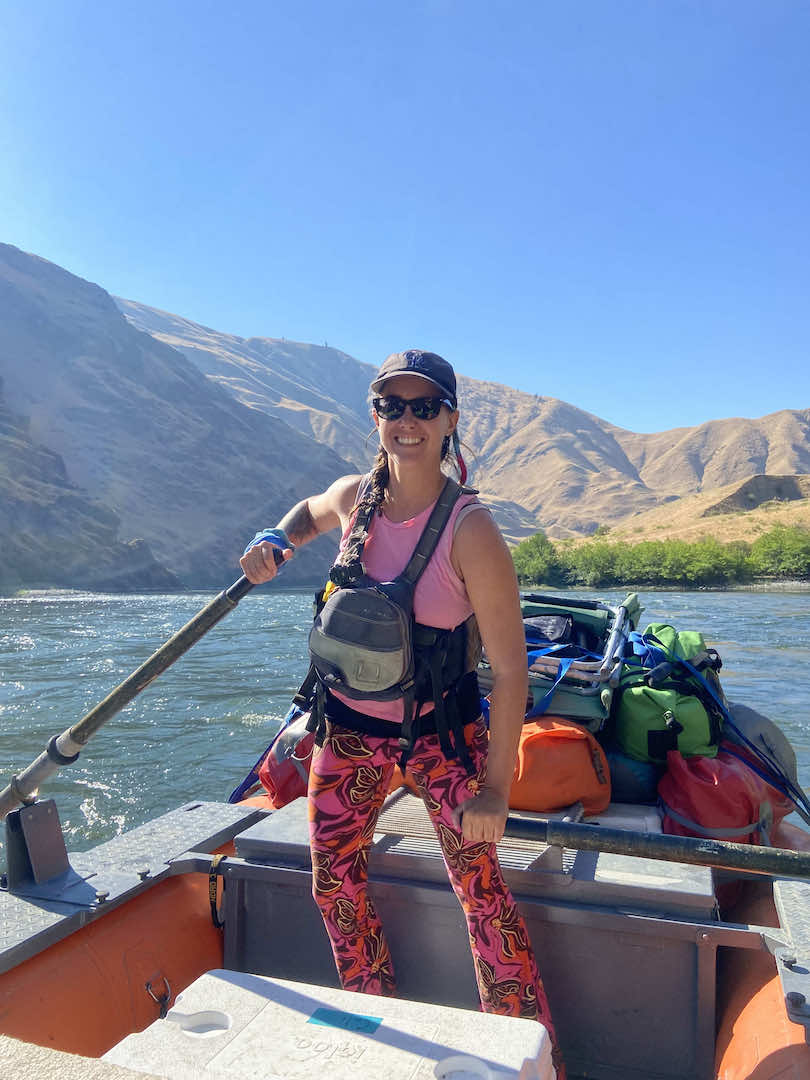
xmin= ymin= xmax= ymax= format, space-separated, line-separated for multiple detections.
xmin=241 ymin=350 xmax=563 ymax=1073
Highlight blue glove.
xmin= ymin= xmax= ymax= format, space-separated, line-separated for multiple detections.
xmin=243 ymin=528 xmax=294 ymax=571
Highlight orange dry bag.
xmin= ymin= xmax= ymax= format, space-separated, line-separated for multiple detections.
xmin=509 ymin=716 xmax=611 ymax=815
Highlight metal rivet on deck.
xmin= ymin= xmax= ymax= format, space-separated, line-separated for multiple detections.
xmin=95 ymin=890 xmax=110 ymax=903
xmin=138 ymin=868 xmax=151 ymax=880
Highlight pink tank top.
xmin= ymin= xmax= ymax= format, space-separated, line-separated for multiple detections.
xmin=330 ymin=489 xmax=488 ymax=723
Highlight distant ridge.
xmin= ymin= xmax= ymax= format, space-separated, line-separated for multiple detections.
xmin=608 ymin=474 xmax=810 ymax=545
xmin=702 ymin=475 xmax=810 ymax=517
xmin=1 ymin=240 xmax=809 ymax=590
xmin=117 ymin=295 xmax=810 ymax=540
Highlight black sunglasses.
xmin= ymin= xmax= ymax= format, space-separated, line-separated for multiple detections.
xmin=373 ymin=394 xmax=453 ymax=421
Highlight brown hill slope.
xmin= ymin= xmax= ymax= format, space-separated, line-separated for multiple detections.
xmin=112 ymin=304 xmax=669 ymax=533
xmin=0 ymin=377 xmax=178 ymax=592
xmin=608 ymin=474 xmax=810 ymax=544
xmin=3 ymin=242 xmax=810 ymax=592
xmin=612 ymin=412 xmax=810 ymax=495
xmin=117 ymin=298 xmax=810 ymax=539
xmin=457 ymin=383 xmax=657 ymax=536
xmin=114 ymin=299 xmax=375 ymax=473
xmin=0 ymin=243 xmax=350 ymax=588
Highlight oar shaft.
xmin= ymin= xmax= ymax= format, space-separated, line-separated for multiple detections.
xmin=69 ymin=579 xmax=251 ymax=746
xmin=0 ymin=736 xmax=82 ymax=819
xmin=504 ymin=817 xmax=810 ymax=879
xmin=0 ymin=576 xmax=255 ymax=819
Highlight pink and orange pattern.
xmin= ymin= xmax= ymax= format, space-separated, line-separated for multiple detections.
xmin=308 ymin=717 xmax=564 ymax=1075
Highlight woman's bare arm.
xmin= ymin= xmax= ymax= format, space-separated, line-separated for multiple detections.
xmin=240 ymin=474 xmax=362 ymax=583
xmin=450 ymin=508 xmax=526 ymax=842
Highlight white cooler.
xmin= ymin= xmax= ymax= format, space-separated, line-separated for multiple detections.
xmin=103 ymin=969 xmax=555 ymax=1080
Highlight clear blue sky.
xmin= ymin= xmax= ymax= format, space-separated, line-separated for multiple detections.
xmin=2 ymin=1 xmax=808 ymax=431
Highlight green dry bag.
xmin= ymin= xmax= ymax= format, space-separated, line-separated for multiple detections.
xmin=613 ymin=623 xmax=724 ymax=764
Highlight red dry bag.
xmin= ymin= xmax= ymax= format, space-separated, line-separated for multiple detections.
xmin=658 ymin=743 xmax=792 ymax=846
xmin=258 ymin=712 xmax=314 ymax=809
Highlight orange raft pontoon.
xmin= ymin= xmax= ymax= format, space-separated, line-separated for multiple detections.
xmin=2 ymin=793 xmax=810 ymax=1079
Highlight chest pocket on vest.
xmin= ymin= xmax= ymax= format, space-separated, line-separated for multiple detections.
xmin=309 ymin=579 xmax=415 ymax=700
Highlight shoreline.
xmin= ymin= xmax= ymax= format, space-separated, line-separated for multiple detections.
xmin=724 ymin=580 xmax=810 ymax=592
xmin=6 ymin=580 xmax=810 ymax=601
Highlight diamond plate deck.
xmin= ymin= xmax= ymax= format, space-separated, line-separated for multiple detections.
xmin=0 ymin=800 xmax=267 ymax=974
xmin=773 ymin=879 xmax=810 ymax=1037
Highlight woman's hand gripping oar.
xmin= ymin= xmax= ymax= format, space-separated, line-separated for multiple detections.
xmin=0 ymin=547 xmax=290 ymax=820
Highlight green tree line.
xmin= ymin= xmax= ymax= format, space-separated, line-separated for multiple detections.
xmin=511 ymin=524 xmax=810 ymax=588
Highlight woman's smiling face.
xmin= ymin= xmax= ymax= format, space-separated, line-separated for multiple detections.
xmin=373 ymin=374 xmax=457 ymax=465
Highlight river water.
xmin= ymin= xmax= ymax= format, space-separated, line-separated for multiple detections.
xmin=1 ymin=586 xmax=809 ymax=865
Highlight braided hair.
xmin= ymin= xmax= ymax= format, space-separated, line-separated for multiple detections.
xmin=361 ymin=444 xmax=390 ymax=513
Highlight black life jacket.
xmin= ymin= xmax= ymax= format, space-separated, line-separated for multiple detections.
xmin=298 ymin=476 xmax=482 ymax=773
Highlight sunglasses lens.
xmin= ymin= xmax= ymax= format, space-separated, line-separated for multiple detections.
xmin=373 ymin=396 xmax=447 ymax=420
xmin=410 ymin=398 xmax=440 ymax=419
xmin=374 ymin=397 xmax=405 ymax=419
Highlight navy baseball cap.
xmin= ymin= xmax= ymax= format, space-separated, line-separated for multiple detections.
xmin=370 ymin=349 xmax=457 ymax=407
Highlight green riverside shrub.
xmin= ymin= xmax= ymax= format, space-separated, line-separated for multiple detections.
xmin=511 ymin=525 xmax=810 ymax=587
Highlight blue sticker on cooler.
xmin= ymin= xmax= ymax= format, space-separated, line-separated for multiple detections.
xmin=308 ymin=1007 xmax=382 ymax=1034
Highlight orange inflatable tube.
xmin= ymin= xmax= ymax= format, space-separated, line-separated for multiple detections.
xmin=715 ymin=841 xmax=810 ymax=1080
xmin=0 ymin=850 xmax=231 ymax=1057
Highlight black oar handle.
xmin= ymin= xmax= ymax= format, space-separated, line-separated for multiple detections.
xmin=226 ymin=575 xmax=255 ymax=603
xmin=505 ymin=816 xmax=810 ymax=880
xmin=229 ymin=543 xmax=284 ymax=601
xmin=522 ymin=592 xmax=605 ymax=611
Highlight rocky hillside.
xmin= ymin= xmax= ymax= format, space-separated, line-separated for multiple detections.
xmin=0 ymin=243 xmax=350 ymax=589
xmin=2 ymin=241 xmax=810 ymax=591
xmin=0 ymin=377 xmax=178 ymax=592
xmin=114 ymin=299 xmax=375 ymax=473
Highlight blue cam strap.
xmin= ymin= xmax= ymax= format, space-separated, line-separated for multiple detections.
xmin=525 ymin=644 xmax=601 ymax=719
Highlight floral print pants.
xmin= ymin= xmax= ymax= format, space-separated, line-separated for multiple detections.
xmin=307 ymin=716 xmax=562 ymax=1069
